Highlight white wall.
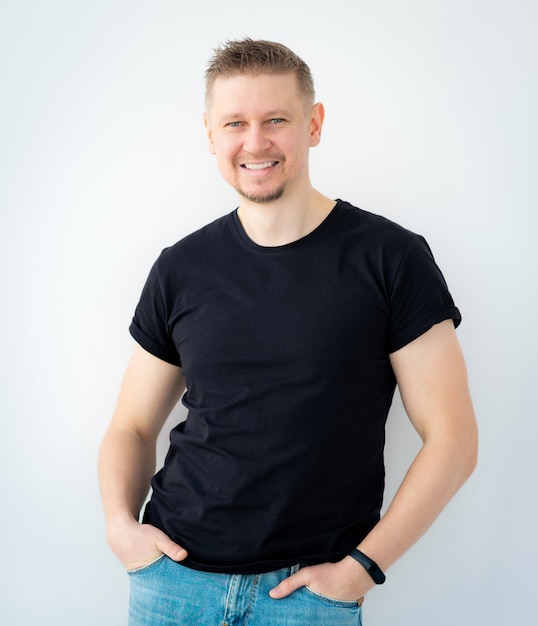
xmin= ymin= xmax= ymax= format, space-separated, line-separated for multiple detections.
xmin=1 ymin=1 xmax=536 ymax=624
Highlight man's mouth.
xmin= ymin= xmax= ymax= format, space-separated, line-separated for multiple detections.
xmin=241 ymin=161 xmax=278 ymax=171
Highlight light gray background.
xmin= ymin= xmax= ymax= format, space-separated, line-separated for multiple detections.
xmin=1 ymin=1 xmax=536 ymax=624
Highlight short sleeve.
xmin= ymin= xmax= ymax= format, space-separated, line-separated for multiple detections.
xmin=129 ymin=256 xmax=181 ymax=366
xmin=387 ymin=235 xmax=461 ymax=353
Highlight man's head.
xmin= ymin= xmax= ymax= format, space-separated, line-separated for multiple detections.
xmin=203 ymin=39 xmax=323 ymax=206
xmin=205 ymin=38 xmax=315 ymax=109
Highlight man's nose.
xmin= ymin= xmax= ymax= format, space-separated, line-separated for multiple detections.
xmin=242 ymin=124 xmax=271 ymax=153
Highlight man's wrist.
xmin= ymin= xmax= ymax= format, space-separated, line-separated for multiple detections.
xmin=105 ymin=512 xmax=140 ymax=547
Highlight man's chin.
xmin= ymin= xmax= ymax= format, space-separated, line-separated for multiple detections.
xmin=237 ymin=187 xmax=285 ymax=204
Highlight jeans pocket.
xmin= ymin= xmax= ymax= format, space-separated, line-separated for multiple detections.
xmin=303 ymin=585 xmax=363 ymax=609
xmin=127 ymin=553 xmax=166 ymax=575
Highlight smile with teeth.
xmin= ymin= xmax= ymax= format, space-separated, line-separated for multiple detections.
xmin=241 ymin=161 xmax=278 ymax=171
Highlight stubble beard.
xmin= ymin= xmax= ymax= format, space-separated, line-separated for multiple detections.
xmin=235 ymin=185 xmax=286 ymax=204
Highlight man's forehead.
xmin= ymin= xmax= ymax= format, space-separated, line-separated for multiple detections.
xmin=208 ymin=72 xmax=302 ymax=112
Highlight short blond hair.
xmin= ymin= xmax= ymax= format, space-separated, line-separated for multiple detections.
xmin=205 ymin=38 xmax=315 ymax=106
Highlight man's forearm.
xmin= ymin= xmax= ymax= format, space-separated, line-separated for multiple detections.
xmin=98 ymin=426 xmax=156 ymax=529
xmin=98 ymin=423 xmax=189 ymax=569
xmin=355 ymin=429 xmax=477 ymax=574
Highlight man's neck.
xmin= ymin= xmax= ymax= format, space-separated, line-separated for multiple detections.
xmin=236 ymin=189 xmax=335 ymax=247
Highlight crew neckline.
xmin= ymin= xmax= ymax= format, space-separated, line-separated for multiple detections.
xmin=231 ymin=200 xmax=342 ymax=254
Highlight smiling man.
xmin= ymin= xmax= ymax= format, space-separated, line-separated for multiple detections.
xmin=99 ymin=38 xmax=477 ymax=625
xmin=205 ymin=71 xmax=321 ymax=204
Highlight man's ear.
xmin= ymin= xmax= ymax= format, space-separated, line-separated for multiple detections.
xmin=203 ymin=113 xmax=216 ymax=155
xmin=309 ymin=102 xmax=325 ymax=148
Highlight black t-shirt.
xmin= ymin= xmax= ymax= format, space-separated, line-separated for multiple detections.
xmin=129 ymin=199 xmax=461 ymax=574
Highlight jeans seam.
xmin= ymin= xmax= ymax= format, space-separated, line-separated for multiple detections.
xmin=242 ymin=575 xmax=259 ymax=625
xmin=223 ymin=574 xmax=239 ymax=624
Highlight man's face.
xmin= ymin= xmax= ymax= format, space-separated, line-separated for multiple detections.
xmin=204 ymin=72 xmax=323 ymax=204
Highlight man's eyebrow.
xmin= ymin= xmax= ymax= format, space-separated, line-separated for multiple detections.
xmin=218 ymin=113 xmax=243 ymax=123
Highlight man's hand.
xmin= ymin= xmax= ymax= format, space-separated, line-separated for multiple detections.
xmin=107 ymin=516 xmax=188 ymax=572
xmin=269 ymin=557 xmax=374 ymax=602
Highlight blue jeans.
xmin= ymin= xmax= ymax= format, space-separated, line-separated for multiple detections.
xmin=128 ymin=555 xmax=363 ymax=625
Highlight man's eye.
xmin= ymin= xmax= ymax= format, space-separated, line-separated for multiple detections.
xmin=269 ymin=118 xmax=284 ymax=124
xmin=227 ymin=121 xmax=242 ymax=127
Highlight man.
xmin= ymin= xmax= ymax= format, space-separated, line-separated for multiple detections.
xmin=98 ymin=38 xmax=477 ymax=625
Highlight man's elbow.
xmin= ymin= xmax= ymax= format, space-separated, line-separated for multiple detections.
xmin=458 ymin=417 xmax=479 ymax=482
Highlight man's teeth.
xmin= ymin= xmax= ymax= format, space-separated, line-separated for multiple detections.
xmin=243 ymin=161 xmax=276 ymax=170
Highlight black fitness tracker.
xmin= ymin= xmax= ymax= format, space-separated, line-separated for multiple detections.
xmin=348 ymin=548 xmax=386 ymax=584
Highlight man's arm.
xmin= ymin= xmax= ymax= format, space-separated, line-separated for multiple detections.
xmin=98 ymin=344 xmax=188 ymax=570
xmin=270 ymin=319 xmax=478 ymax=601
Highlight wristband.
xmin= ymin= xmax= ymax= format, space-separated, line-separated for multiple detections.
xmin=348 ymin=548 xmax=386 ymax=584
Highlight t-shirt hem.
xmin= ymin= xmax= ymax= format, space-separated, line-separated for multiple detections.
xmin=178 ymin=551 xmax=348 ymax=575
xmin=389 ymin=306 xmax=461 ymax=354
xmin=129 ymin=322 xmax=181 ymax=366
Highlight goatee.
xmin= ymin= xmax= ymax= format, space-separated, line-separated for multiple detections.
xmin=236 ymin=186 xmax=285 ymax=204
